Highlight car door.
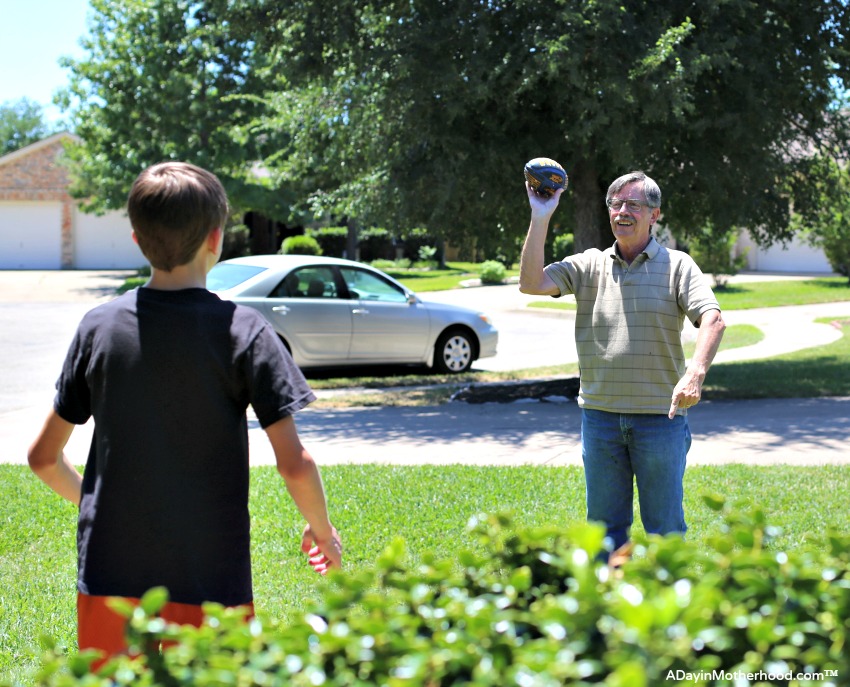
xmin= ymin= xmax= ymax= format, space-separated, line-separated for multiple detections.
xmin=339 ymin=266 xmax=431 ymax=362
xmin=258 ymin=265 xmax=353 ymax=364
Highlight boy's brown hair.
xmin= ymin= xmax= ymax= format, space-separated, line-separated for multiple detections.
xmin=128 ymin=162 xmax=229 ymax=271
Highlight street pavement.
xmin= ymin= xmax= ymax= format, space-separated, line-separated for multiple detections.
xmin=1 ymin=270 xmax=849 ymax=467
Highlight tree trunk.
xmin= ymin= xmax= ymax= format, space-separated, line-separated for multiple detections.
xmin=345 ymin=217 xmax=359 ymax=261
xmin=570 ymin=159 xmax=610 ymax=251
xmin=250 ymin=215 xmax=273 ymax=254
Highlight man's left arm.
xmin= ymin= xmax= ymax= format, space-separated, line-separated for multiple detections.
xmin=668 ymin=309 xmax=726 ymax=419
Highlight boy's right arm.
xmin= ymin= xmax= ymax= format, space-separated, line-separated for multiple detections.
xmin=28 ymin=410 xmax=82 ymax=506
xmin=265 ymin=415 xmax=342 ymax=570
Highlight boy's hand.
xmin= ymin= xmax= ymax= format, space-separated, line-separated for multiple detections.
xmin=301 ymin=524 xmax=342 ymax=575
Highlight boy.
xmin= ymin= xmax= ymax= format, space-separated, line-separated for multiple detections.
xmin=28 ymin=161 xmax=342 ymax=664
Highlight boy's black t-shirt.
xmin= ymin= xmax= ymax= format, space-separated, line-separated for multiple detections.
xmin=55 ymin=287 xmax=315 ymax=606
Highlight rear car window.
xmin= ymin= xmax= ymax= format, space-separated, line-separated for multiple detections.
xmin=207 ymin=264 xmax=267 ymax=291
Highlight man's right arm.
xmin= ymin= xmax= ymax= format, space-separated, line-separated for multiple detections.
xmin=518 ymin=184 xmax=563 ymax=296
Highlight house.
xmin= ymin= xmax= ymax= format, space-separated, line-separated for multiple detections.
xmin=0 ymin=133 xmax=143 ymax=270
xmin=736 ymin=231 xmax=833 ymax=273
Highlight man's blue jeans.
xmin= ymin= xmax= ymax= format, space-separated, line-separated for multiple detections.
xmin=581 ymin=408 xmax=691 ymax=552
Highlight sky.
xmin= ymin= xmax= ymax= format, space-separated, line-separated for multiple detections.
xmin=0 ymin=0 xmax=91 ymax=124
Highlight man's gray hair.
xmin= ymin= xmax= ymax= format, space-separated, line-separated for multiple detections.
xmin=606 ymin=171 xmax=661 ymax=208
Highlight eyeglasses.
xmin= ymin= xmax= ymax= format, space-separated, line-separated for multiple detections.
xmin=606 ymin=198 xmax=652 ymax=213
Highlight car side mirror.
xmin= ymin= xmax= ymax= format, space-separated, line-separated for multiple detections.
xmin=407 ymin=293 xmax=418 ymax=305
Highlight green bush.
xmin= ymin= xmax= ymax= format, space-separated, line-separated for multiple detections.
xmin=307 ymin=226 xmax=348 ymax=258
xmin=358 ymin=227 xmax=395 ymax=262
xmin=479 ymin=260 xmax=507 ymax=284
xmin=20 ymin=500 xmax=850 ymax=686
xmin=552 ymin=232 xmax=575 ymax=261
xmin=396 ymin=227 xmax=436 ymax=262
xmin=280 ymin=234 xmax=322 ymax=256
xmin=686 ymin=225 xmax=749 ymax=289
xmin=415 ymin=245 xmax=439 ymax=269
xmin=820 ymin=234 xmax=850 ymax=280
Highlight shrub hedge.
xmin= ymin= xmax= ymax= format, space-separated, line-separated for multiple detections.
xmin=307 ymin=226 xmax=348 ymax=258
xmin=280 ymin=235 xmax=322 ymax=256
xmin=13 ymin=498 xmax=850 ymax=686
xmin=479 ymin=260 xmax=507 ymax=285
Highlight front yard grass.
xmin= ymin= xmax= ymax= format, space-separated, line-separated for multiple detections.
xmin=2 ymin=462 xmax=849 ymax=683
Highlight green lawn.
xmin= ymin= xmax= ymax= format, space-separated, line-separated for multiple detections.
xmin=711 ymin=277 xmax=850 ymax=309
xmin=386 ymin=261 xmax=517 ymax=291
xmin=702 ymin=317 xmax=850 ymax=399
xmin=2 ymin=463 xmax=849 ymax=683
xmin=682 ymin=323 xmax=763 ymax=359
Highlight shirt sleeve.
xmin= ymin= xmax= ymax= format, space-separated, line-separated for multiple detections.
xmin=543 ymin=248 xmax=602 ymax=297
xmin=54 ymin=326 xmax=93 ymax=425
xmin=678 ymin=256 xmax=721 ymax=326
xmin=245 ymin=320 xmax=317 ymax=428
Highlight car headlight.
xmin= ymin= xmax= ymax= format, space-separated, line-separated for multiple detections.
xmin=478 ymin=313 xmax=493 ymax=326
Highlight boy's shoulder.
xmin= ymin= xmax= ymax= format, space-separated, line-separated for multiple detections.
xmin=80 ymin=288 xmax=270 ymax=333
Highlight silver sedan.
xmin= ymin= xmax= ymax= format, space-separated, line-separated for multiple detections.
xmin=208 ymin=255 xmax=498 ymax=373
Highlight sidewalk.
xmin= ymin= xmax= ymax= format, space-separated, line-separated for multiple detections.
xmin=5 ymin=395 xmax=847 ymax=467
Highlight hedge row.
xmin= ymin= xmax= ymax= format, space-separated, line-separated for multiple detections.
xmin=15 ymin=498 xmax=850 ymax=686
xmin=305 ymin=227 xmax=439 ymax=263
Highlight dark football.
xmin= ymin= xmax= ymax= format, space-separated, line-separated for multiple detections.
xmin=523 ymin=158 xmax=568 ymax=198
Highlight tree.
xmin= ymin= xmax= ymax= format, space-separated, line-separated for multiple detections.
xmin=791 ymin=155 xmax=850 ymax=281
xmin=0 ymin=98 xmax=56 ymax=155
xmin=56 ymin=0 xmax=288 ymax=224
xmin=681 ymin=223 xmax=749 ymax=289
xmin=255 ymin=0 xmax=850 ymax=252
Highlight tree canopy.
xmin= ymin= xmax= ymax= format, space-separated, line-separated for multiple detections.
xmin=60 ymin=0 xmax=850 ymax=253
xmin=0 ymin=98 xmax=56 ymax=155
xmin=257 ymin=0 xmax=850 ymax=251
xmin=57 ymin=0 xmax=287 ymax=219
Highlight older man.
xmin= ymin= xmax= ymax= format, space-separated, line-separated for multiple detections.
xmin=519 ymin=170 xmax=726 ymax=552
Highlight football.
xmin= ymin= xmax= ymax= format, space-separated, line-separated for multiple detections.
xmin=523 ymin=158 xmax=568 ymax=198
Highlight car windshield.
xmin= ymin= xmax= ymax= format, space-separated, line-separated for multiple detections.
xmin=207 ymin=263 xmax=267 ymax=291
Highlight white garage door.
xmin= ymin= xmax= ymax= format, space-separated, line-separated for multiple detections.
xmin=74 ymin=209 xmax=145 ymax=269
xmin=754 ymin=236 xmax=833 ymax=273
xmin=0 ymin=202 xmax=62 ymax=269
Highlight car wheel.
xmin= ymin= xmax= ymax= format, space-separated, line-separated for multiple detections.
xmin=434 ymin=328 xmax=475 ymax=374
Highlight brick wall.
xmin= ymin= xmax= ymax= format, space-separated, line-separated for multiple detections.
xmin=0 ymin=138 xmax=72 ymax=201
xmin=0 ymin=135 xmax=76 ymax=267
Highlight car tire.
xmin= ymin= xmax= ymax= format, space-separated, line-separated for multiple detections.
xmin=433 ymin=328 xmax=475 ymax=374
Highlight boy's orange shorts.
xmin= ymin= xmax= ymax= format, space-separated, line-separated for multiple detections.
xmin=77 ymin=592 xmax=254 ymax=669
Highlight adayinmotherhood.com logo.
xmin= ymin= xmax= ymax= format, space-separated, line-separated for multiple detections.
xmin=666 ymin=669 xmax=839 ymax=682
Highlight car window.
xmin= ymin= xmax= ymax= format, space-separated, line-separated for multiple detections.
xmin=340 ymin=267 xmax=408 ymax=303
xmin=269 ymin=266 xmax=338 ymax=298
xmin=207 ymin=264 xmax=267 ymax=291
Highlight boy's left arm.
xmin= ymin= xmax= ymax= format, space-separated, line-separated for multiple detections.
xmin=265 ymin=415 xmax=342 ymax=571
xmin=28 ymin=410 xmax=82 ymax=506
